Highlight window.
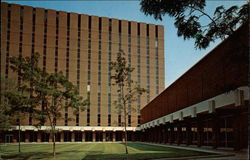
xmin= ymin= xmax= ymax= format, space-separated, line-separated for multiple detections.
xmin=65 ymin=113 xmax=68 ymax=126
xmin=99 ymin=17 xmax=102 ymax=31
xmin=118 ymin=115 xmax=121 ymax=126
xmin=137 ymin=23 xmax=140 ymax=35
xmin=119 ymin=20 xmax=121 ymax=33
xmin=146 ymin=24 xmax=149 ymax=36
xmin=98 ymin=114 xmax=101 ymax=126
xmin=76 ymin=113 xmax=79 ymax=126
xmin=29 ymin=116 xmax=32 ymax=125
xmin=137 ymin=115 xmax=141 ymax=126
xmin=128 ymin=115 xmax=131 ymax=126
xmin=155 ymin=25 xmax=158 ymax=38
xmin=88 ymin=16 xmax=92 ymax=29
xmin=108 ymin=114 xmax=111 ymax=126
xmin=128 ymin=21 xmax=131 ymax=34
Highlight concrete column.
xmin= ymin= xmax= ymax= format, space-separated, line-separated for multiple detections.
xmin=60 ymin=132 xmax=64 ymax=142
xmin=186 ymin=125 xmax=191 ymax=146
xmin=131 ymin=132 xmax=135 ymax=142
xmin=158 ymin=126 xmax=161 ymax=143
xmin=212 ymin=115 xmax=220 ymax=149
xmin=82 ymin=132 xmax=85 ymax=142
xmin=92 ymin=132 xmax=96 ymax=142
xmin=103 ymin=132 xmax=106 ymax=142
xmin=25 ymin=131 xmax=29 ymax=143
xmin=177 ymin=124 xmax=182 ymax=145
xmin=164 ymin=126 xmax=168 ymax=143
xmin=233 ymin=114 xmax=241 ymax=150
xmin=112 ymin=132 xmax=116 ymax=142
xmin=169 ymin=126 xmax=174 ymax=144
xmin=37 ymin=131 xmax=41 ymax=142
xmin=197 ymin=120 xmax=204 ymax=147
xmin=71 ymin=132 xmax=75 ymax=142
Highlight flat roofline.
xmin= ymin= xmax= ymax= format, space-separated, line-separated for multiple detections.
xmin=1 ymin=1 xmax=164 ymax=27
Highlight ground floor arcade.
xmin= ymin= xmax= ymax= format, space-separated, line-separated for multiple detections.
xmin=1 ymin=130 xmax=140 ymax=143
xmin=139 ymin=108 xmax=248 ymax=151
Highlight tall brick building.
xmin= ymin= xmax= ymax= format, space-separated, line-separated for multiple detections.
xmin=0 ymin=2 xmax=165 ymax=142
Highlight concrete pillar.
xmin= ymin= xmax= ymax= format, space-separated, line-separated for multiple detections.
xmin=169 ymin=126 xmax=174 ymax=144
xmin=25 ymin=131 xmax=29 ymax=143
xmin=37 ymin=131 xmax=41 ymax=142
xmin=112 ymin=132 xmax=116 ymax=142
xmin=158 ymin=126 xmax=161 ymax=143
xmin=212 ymin=115 xmax=220 ymax=149
xmin=186 ymin=125 xmax=191 ymax=146
xmin=197 ymin=120 xmax=204 ymax=147
xmin=82 ymin=132 xmax=85 ymax=142
xmin=103 ymin=132 xmax=106 ymax=142
xmin=233 ymin=115 xmax=241 ymax=150
xmin=177 ymin=124 xmax=182 ymax=145
xmin=164 ymin=126 xmax=168 ymax=143
xmin=92 ymin=132 xmax=96 ymax=142
xmin=60 ymin=132 xmax=64 ymax=142
xmin=71 ymin=132 xmax=75 ymax=142
xmin=131 ymin=132 xmax=135 ymax=142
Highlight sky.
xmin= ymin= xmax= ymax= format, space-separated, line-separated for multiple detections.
xmin=3 ymin=0 xmax=246 ymax=87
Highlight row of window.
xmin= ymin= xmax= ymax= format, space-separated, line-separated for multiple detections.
xmin=6 ymin=4 xmax=160 ymax=37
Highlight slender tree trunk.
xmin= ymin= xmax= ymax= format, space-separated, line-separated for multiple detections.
xmin=18 ymin=118 xmax=21 ymax=153
xmin=124 ymin=104 xmax=128 ymax=154
xmin=121 ymin=85 xmax=128 ymax=155
xmin=52 ymin=126 xmax=56 ymax=157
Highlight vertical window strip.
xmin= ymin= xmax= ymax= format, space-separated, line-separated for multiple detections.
xmin=5 ymin=4 xmax=11 ymax=79
xmin=77 ymin=15 xmax=81 ymax=89
xmin=31 ymin=8 xmax=36 ymax=56
xmin=118 ymin=20 xmax=121 ymax=50
xmin=66 ymin=13 xmax=70 ymax=79
xmin=87 ymin=16 xmax=92 ymax=126
xmin=146 ymin=24 xmax=150 ymax=103
xmin=43 ymin=10 xmax=48 ymax=72
xmin=76 ymin=14 xmax=81 ymax=126
xmin=108 ymin=19 xmax=112 ymax=116
xmin=55 ymin=11 xmax=59 ymax=73
xmin=65 ymin=13 xmax=70 ymax=125
xmin=97 ymin=18 xmax=102 ymax=118
xmin=137 ymin=23 xmax=141 ymax=114
xmin=128 ymin=22 xmax=131 ymax=115
xmin=155 ymin=26 xmax=159 ymax=94
xmin=29 ymin=8 xmax=36 ymax=125
xmin=18 ymin=6 xmax=24 ymax=86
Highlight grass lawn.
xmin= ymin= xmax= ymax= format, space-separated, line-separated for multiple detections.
xmin=0 ymin=142 xmax=214 ymax=160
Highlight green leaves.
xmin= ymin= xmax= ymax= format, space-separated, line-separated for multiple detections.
xmin=110 ymin=50 xmax=146 ymax=113
xmin=140 ymin=0 xmax=249 ymax=49
xmin=6 ymin=53 xmax=88 ymax=129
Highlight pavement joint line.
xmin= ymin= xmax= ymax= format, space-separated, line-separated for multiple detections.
xmin=138 ymin=142 xmax=236 ymax=157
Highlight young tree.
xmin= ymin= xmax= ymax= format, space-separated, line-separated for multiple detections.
xmin=9 ymin=53 xmax=88 ymax=156
xmin=140 ymin=0 xmax=249 ymax=49
xmin=110 ymin=50 xmax=147 ymax=154
xmin=0 ymin=78 xmax=37 ymax=153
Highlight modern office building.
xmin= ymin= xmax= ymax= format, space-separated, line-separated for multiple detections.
xmin=0 ymin=2 xmax=165 ymax=142
xmin=140 ymin=23 xmax=248 ymax=150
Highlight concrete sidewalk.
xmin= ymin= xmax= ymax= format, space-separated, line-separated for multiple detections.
xmin=139 ymin=142 xmax=249 ymax=160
